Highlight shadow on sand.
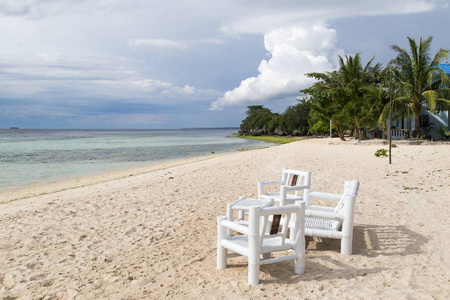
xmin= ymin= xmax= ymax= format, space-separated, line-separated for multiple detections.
xmin=305 ymin=224 xmax=428 ymax=257
xmin=251 ymin=224 xmax=428 ymax=284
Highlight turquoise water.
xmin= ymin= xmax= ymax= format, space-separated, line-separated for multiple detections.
xmin=0 ymin=129 xmax=273 ymax=191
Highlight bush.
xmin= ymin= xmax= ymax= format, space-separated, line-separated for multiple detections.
xmin=309 ymin=119 xmax=330 ymax=134
xmin=374 ymin=149 xmax=388 ymax=157
xmin=240 ymin=102 xmax=311 ymax=135
xmin=240 ymin=105 xmax=276 ymax=132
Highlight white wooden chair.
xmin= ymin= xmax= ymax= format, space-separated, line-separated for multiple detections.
xmin=258 ymin=168 xmax=311 ymax=206
xmin=217 ymin=201 xmax=306 ymax=285
xmin=304 ymin=180 xmax=359 ymax=255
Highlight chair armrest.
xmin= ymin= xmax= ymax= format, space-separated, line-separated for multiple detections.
xmin=220 ymin=219 xmax=250 ymax=235
xmin=284 ymin=184 xmax=309 ymax=192
xmin=258 ymin=180 xmax=285 ymax=187
xmin=305 ymin=210 xmax=344 ymax=222
xmin=258 ymin=180 xmax=285 ymax=197
xmin=309 ymin=191 xmax=342 ymax=200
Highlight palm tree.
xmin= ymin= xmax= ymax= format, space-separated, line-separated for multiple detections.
xmin=304 ymin=53 xmax=382 ymax=140
xmin=338 ymin=54 xmax=382 ymax=139
xmin=361 ymin=83 xmax=390 ymax=138
xmin=304 ymin=70 xmax=349 ymax=140
xmin=390 ymin=36 xmax=450 ymax=136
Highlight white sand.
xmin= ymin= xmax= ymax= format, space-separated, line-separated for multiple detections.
xmin=1 ymin=138 xmax=449 ymax=299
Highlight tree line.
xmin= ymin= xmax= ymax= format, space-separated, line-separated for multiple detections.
xmin=239 ymin=36 xmax=450 ymax=140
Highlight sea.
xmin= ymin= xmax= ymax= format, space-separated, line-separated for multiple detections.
xmin=0 ymin=128 xmax=274 ymax=192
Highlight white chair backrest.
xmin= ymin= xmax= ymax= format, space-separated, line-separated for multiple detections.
xmin=250 ymin=203 xmax=304 ymax=249
xmin=281 ymin=168 xmax=311 ymax=196
xmin=333 ymin=180 xmax=360 ymax=215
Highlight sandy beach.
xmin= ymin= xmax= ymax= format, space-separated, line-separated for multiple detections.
xmin=1 ymin=138 xmax=449 ymax=299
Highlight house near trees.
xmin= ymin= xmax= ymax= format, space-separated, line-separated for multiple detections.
xmin=390 ymin=64 xmax=450 ymax=140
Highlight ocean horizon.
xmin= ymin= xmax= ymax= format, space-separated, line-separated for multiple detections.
xmin=0 ymin=128 xmax=274 ymax=192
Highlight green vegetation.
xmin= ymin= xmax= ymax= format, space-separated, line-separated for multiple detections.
xmin=239 ymin=36 xmax=450 ymax=141
xmin=233 ymin=133 xmax=303 ymax=144
xmin=239 ymin=101 xmax=311 ymax=136
xmin=374 ymin=149 xmax=388 ymax=157
xmin=240 ymin=105 xmax=276 ymax=132
xmin=237 ymin=147 xmax=269 ymax=152
xmin=303 ymin=53 xmax=384 ymax=140
xmin=433 ymin=126 xmax=449 ymax=140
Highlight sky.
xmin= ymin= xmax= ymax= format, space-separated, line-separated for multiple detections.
xmin=0 ymin=0 xmax=448 ymax=129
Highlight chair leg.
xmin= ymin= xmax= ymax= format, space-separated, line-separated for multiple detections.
xmin=248 ymin=260 xmax=260 ymax=286
xmin=341 ymin=236 xmax=352 ymax=255
xmin=294 ymin=239 xmax=305 ymax=275
xmin=294 ymin=259 xmax=305 ymax=275
xmin=294 ymin=200 xmax=305 ymax=274
xmin=217 ymin=216 xmax=228 ymax=269
xmin=217 ymin=245 xmax=227 ymax=269
xmin=341 ymin=195 xmax=355 ymax=255
xmin=248 ymin=206 xmax=260 ymax=285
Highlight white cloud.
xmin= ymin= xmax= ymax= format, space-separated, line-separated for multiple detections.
xmin=0 ymin=0 xmax=49 ymax=16
xmin=0 ymin=0 xmax=86 ymax=18
xmin=218 ymin=0 xmax=436 ymax=35
xmin=128 ymin=39 xmax=190 ymax=52
xmin=0 ymin=52 xmax=220 ymax=105
xmin=0 ymin=105 xmax=75 ymax=119
xmin=210 ymin=24 xmax=345 ymax=110
xmin=128 ymin=38 xmax=225 ymax=53
xmin=0 ymin=0 xmax=134 ymax=18
xmin=92 ymin=113 xmax=172 ymax=127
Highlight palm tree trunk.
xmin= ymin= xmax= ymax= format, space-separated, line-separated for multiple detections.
xmin=353 ymin=125 xmax=359 ymax=140
xmin=359 ymin=128 xmax=365 ymax=140
xmin=414 ymin=114 xmax=421 ymax=136
xmin=413 ymin=102 xmax=422 ymax=138
xmin=333 ymin=121 xmax=346 ymax=141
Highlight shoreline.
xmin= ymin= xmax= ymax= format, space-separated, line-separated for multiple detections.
xmin=0 ymin=152 xmax=233 ymax=204
xmin=0 ymin=127 xmax=261 ymax=198
xmin=2 ymin=137 xmax=448 ymax=204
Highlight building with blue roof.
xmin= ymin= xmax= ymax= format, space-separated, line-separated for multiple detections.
xmin=390 ymin=64 xmax=449 ymax=140
xmin=439 ymin=63 xmax=450 ymax=74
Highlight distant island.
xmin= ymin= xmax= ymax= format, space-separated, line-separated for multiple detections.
xmin=9 ymin=127 xmax=19 ymax=129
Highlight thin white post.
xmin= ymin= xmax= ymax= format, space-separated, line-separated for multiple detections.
xmin=257 ymin=182 xmax=263 ymax=198
xmin=341 ymin=195 xmax=356 ymax=255
xmin=262 ymin=214 xmax=271 ymax=259
xmin=280 ymin=185 xmax=287 ymax=206
xmin=237 ymin=196 xmax=245 ymax=220
xmin=248 ymin=206 xmax=261 ymax=286
xmin=226 ymin=202 xmax=234 ymax=236
xmin=226 ymin=203 xmax=233 ymax=221
xmin=217 ymin=216 xmax=228 ymax=269
xmin=281 ymin=168 xmax=287 ymax=184
xmin=304 ymin=171 xmax=311 ymax=206
xmin=294 ymin=201 xmax=306 ymax=275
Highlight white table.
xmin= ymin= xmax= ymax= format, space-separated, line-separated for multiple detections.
xmin=226 ymin=197 xmax=274 ymax=223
